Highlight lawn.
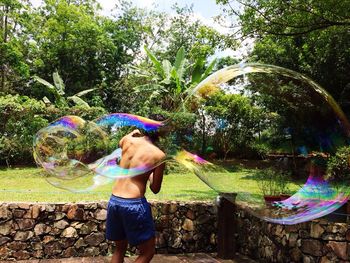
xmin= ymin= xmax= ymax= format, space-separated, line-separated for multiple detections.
xmin=0 ymin=167 xmax=300 ymax=203
xmin=0 ymin=167 xmax=218 ymax=202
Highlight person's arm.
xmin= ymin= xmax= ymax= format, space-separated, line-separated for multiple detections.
xmin=149 ymin=163 xmax=165 ymax=194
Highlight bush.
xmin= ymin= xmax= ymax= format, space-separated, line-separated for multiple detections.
xmin=326 ymin=146 xmax=350 ymax=182
xmin=0 ymin=95 xmax=107 ymax=166
xmin=0 ymin=95 xmax=48 ymax=166
xmin=256 ymin=168 xmax=290 ymax=196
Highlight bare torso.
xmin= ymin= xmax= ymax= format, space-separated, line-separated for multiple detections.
xmin=112 ymin=130 xmax=165 ymax=198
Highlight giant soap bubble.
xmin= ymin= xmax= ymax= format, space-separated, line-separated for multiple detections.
xmin=33 ymin=63 xmax=350 ymax=224
xmin=179 ymin=63 xmax=350 ymax=224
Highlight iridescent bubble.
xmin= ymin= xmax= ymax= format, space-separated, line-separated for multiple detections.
xmin=33 ymin=114 xmax=168 ymax=192
xmin=176 ymin=63 xmax=350 ymax=224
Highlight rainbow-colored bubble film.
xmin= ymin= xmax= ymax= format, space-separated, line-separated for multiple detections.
xmin=180 ymin=63 xmax=350 ymax=224
xmin=33 ymin=63 xmax=350 ymax=224
xmin=33 ymin=114 xmax=167 ymax=192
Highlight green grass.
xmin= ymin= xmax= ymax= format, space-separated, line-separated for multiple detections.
xmin=0 ymin=167 xmax=218 ymax=202
xmin=0 ymin=167 xmax=301 ymax=203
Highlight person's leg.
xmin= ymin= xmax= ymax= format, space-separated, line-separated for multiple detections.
xmin=134 ymin=237 xmax=155 ymax=263
xmin=111 ymin=240 xmax=128 ymax=263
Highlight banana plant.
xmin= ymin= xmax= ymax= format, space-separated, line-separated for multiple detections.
xmin=35 ymin=71 xmax=95 ymax=108
xmin=133 ymin=46 xmax=217 ymax=111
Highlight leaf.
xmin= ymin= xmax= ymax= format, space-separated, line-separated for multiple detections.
xmin=67 ymin=96 xmax=90 ymax=108
xmin=42 ymin=96 xmax=51 ymax=104
xmin=174 ymin=46 xmax=185 ymax=71
xmin=134 ymin=84 xmax=166 ymax=93
xmin=34 ymin=76 xmax=55 ymax=91
xmin=200 ymin=58 xmax=217 ymax=81
xmin=162 ymin=60 xmax=172 ymax=83
xmin=74 ymin=88 xmax=96 ymax=97
xmin=52 ymin=71 xmax=65 ymax=96
xmin=144 ymin=46 xmax=165 ymax=78
xmin=174 ymin=47 xmax=186 ymax=81
xmin=191 ymin=58 xmax=205 ymax=84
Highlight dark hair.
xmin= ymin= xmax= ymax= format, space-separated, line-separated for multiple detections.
xmin=143 ymin=130 xmax=160 ymax=143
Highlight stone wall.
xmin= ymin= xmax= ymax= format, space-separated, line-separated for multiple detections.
xmin=0 ymin=201 xmax=217 ymax=261
xmin=1 ymin=200 xmax=349 ymax=262
xmin=235 ymin=208 xmax=350 ymax=262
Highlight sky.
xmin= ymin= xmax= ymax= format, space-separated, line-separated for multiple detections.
xmin=30 ymin=0 xmax=252 ymax=59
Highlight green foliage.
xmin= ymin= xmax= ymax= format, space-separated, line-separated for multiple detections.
xmin=217 ymin=0 xmax=350 ymax=109
xmin=35 ymin=71 xmax=95 ymax=108
xmin=204 ymin=92 xmax=266 ymax=159
xmin=134 ymin=46 xmax=217 ymax=115
xmin=0 ymin=94 xmax=106 ymax=166
xmin=0 ymin=95 xmax=48 ymax=165
xmin=327 ymin=146 xmax=350 ymax=182
xmin=256 ymin=168 xmax=290 ymax=196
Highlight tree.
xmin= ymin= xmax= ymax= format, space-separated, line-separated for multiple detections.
xmin=0 ymin=0 xmax=31 ymax=93
xmin=216 ymin=0 xmax=350 ymax=37
xmin=216 ymin=0 xmax=350 ymax=109
xmin=132 ymin=46 xmax=217 ymax=115
xmin=204 ymin=91 xmax=265 ymax=159
xmin=35 ymin=71 xmax=95 ymax=108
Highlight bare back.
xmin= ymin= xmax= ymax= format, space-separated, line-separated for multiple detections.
xmin=112 ymin=130 xmax=165 ymax=198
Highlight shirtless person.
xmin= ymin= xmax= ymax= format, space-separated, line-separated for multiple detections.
xmin=106 ymin=129 xmax=166 ymax=263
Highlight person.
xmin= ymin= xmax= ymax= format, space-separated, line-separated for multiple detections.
xmin=106 ymin=129 xmax=166 ymax=263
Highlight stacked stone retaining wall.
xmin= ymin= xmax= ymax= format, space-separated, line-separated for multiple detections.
xmin=235 ymin=208 xmax=350 ymax=262
xmin=0 ymin=201 xmax=217 ymax=261
xmin=0 ymin=200 xmax=349 ymax=262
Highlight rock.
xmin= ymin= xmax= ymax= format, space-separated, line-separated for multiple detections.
xmin=12 ymin=250 xmax=30 ymax=260
xmin=290 ymin=247 xmax=302 ymax=262
xmin=320 ymin=256 xmax=331 ymax=263
xmin=67 ymin=205 xmax=85 ymax=220
xmin=0 ymin=220 xmax=13 ymax=235
xmin=84 ymin=232 xmax=105 ymax=246
xmin=14 ymin=231 xmax=33 ymax=241
xmin=0 ymin=237 xmax=10 ymax=246
xmin=23 ymin=205 xmax=41 ymax=219
xmin=60 ymin=238 xmax=76 ymax=248
xmin=44 ymin=241 xmax=62 ymax=255
xmin=55 ymin=212 xmax=65 ymax=221
xmin=83 ymin=247 xmax=99 ymax=257
xmin=0 ymin=206 xmax=11 ymax=219
xmin=16 ymin=219 xmax=36 ymax=230
xmin=32 ymin=249 xmax=43 ymax=258
xmin=288 ymin=233 xmax=298 ymax=247
xmin=54 ymin=220 xmax=69 ymax=230
xmin=85 ymin=203 xmax=98 ymax=210
xmin=75 ymin=238 xmax=87 ymax=248
xmin=346 ymin=230 xmax=350 ymax=241
xmin=17 ymin=203 xmax=30 ymax=209
xmin=61 ymin=227 xmax=78 ymax=238
xmin=43 ymin=235 xmax=55 ymax=243
xmin=80 ymin=221 xmax=97 ymax=235
xmin=94 ymin=209 xmax=107 ymax=220
xmin=32 ymin=241 xmax=43 ymax=250
xmin=301 ymin=239 xmax=324 ymax=256
xmin=7 ymin=241 xmax=27 ymax=250
xmin=169 ymin=203 xmax=178 ymax=214
xmin=34 ymin=223 xmax=51 ymax=235
xmin=327 ymin=241 xmax=348 ymax=260
xmin=0 ymin=247 xmax=10 ymax=260
xmin=275 ymin=224 xmax=284 ymax=238
xmin=13 ymin=209 xmax=26 ymax=218
xmin=63 ymin=247 xmax=78 ymax=257
xmin=310 ymin=223 xmax=325 ymax=238
xmin=182 ymin=219 xmax=194 ymax=231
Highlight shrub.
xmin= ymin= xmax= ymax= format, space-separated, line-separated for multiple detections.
xmin=256 ymin=168 xmax=290 ymax=196
xmin=326 ymin=146 xmax=350 ymax=182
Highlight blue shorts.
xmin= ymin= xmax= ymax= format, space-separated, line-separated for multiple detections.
xmin=106 ymin=195 xmax=155 ymax=246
